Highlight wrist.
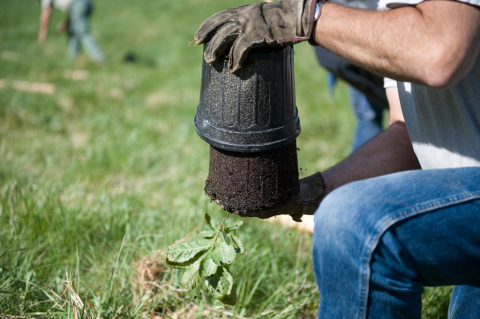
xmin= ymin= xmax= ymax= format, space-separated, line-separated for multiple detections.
xmin=309 ymin=1 xmax=327 ymax=46
xmin=319 ymin=169 xmax=336 ymax=198
xmin=314 ymin=1 xmax=323 ymax=20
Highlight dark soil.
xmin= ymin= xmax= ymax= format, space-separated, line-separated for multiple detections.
xmin=205 ymin=141 xmax=299 ymax=216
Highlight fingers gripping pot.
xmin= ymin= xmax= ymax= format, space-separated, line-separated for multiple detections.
xmin=194 ymin=45 xmax=301 ymax=216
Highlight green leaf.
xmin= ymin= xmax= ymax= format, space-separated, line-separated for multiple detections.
xmin=181 ymin=258 xmax=202 ymax=291
xmin=212 ymin=237 xmax=236 ymax=266
xmin=224 ymin=221 xmax=243 ymax=232
xmin=164 ymin=255 xmax=199 ymax=269
xmin=221 ymin=230 xmax=230 ymax=245
xmin=219 ymin=286 xmax=237 ymax=307
xmin=162 ymin=239 xmax=212 ymax=263
xmin=227 ymin=234 xmax=244 ymax=254
xmin=197 ymin=230 xmax=216 ymax=238
xmin=204 ymin=213 xmax=216 ymax=230
xmin=199 ymin=253 xmax=217 ymax=279
xmin=205 ymin=267 xmax=233 ymax=298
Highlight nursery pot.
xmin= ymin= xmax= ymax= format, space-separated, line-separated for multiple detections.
xmin=195 ymin=45 xmax=300 ymax=152
xmin=194 ymin=45 xmax=301 ymax=215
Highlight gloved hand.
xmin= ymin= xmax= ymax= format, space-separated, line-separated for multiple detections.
xmin=194 ymin=0 xmax=318 ymax=72
xmin=241 ymin=172 xmax=327 ymax=222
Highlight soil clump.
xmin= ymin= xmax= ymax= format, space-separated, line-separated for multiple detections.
xmin=205 ymin=141 xmax=299 ymax=216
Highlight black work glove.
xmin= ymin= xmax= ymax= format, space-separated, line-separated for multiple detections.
xmin=194 ymin=0 xmax=318 ymax=72
xmin=213 ymin=172 xmax=326 ymax=222
xmin=258 ymin=172 xmax=326 ymax=222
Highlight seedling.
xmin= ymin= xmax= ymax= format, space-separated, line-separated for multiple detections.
xmin=162 ymin=213 xmax=244 ymax=306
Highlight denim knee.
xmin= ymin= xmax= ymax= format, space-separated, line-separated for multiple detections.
xmin=312 ymin=178 xmax=424 ymax=318
xmin=312 ymin=169 xmax=480 ymax=318
xmin=314 ymin=180 xmax=373 ymax=249
xmin=312 ymin=180 xmax=380 ymax=317
xmin=312 ymin=180 xmax=380 ymax=276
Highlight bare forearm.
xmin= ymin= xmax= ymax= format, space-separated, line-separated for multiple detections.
xmin=322 ymin=122 xmax=421 ymax=194
xmin=312 ymin=4 xmax=420 ymax=82
xmin=311 ymin=1 xmax=480 ymax=88
xmin=39 ymin=7 xmax=52 ymax=42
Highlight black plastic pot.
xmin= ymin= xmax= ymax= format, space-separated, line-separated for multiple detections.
xmin=194 ymin=45 xmax=301 ymax=153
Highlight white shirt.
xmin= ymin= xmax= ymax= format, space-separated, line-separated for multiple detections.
xmin=379 ymin=0 xmax=480 ymax=169
xmin=41 ymin=0 xmax=75 ymax=12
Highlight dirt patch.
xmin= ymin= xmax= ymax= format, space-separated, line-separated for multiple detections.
xmin=205 ymin=140 xmax=299 ymax=215
xmin=109 ymin=87 xmax=124 ymax=99
xmin=146 ymin=91 xmax=170 ymax=108
xmin=63 ymin=69 xmax=89 ymax=80
xmin=70 ymin=131 xmax=90 ymax=148
xmin=133 ymin=251 xmax=230 ymax=318
xmin=1 ymin=50 xmax=20 ymax=62
xmin=1 ymin=80 xmax=56 ymax=95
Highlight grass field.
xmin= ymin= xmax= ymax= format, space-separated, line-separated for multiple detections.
xmin=0 ymin=0 xmax=452 ymax=317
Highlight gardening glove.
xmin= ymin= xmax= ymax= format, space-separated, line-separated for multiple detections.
xmin=194 ymin=0 xmax=319 ymax=72
xmin=254 ymin=172 xmax=327 ymax=222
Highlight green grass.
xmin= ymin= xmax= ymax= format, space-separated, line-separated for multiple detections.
xmin=0 ymin=0 xmax=451 ymax=317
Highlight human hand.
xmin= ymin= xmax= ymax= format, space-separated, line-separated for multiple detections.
xmin=213 ymin=172 xmax=326 ymax=222
xmin=55 ymin=19 xmax=69 ymax=34
xmin=257 ymin=172 xmax=326 ymax=222
xmin=194 ymin=0 xmax=318 ymax=72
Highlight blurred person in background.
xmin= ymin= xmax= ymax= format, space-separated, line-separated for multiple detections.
xmin=38 ymin=0 xmax=105 ymax=63
xmin=314 ymin=0 xmax=387 ymax=152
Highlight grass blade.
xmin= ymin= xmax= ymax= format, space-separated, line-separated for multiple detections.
xmin=100 ymin=234 xmax=127 ymax=310
xmin=0 ymin=236 xmax=19 ymax=259
xmin=243 ymin=261 xmax=269 ymax=307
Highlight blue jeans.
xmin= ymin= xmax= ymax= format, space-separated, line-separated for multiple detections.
xmin=312 ymin=167 xmax=480 ymax=318
xmin=68 ymin=0 xmax=105 ymax=62
xmin=350 ymin=87 xmax=384 ymax=151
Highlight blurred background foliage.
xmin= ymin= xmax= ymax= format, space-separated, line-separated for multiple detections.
xmin=0 ymin=0 xmax=451 ymax=317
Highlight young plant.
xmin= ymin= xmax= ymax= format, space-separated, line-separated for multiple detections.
xmin=161 ymin=213 xmax=244 ymax=306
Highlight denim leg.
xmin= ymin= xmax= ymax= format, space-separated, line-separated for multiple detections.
xmin=69 ymin=0 xmax=104 ymax=62
xmin=367 ymin=229 xmax=423 ymax=318
xmin=349 ymin=87 xmax=384 ymax=151
xmin=313 ymin=167 xmax=480 ymax=319
xmin=369 ymin=199 xmax=480 ymax=318
xmin=67 ymin=34 xmax=80 ymax=60
xmin=448 ymin=286 xmax=480 ymax=318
